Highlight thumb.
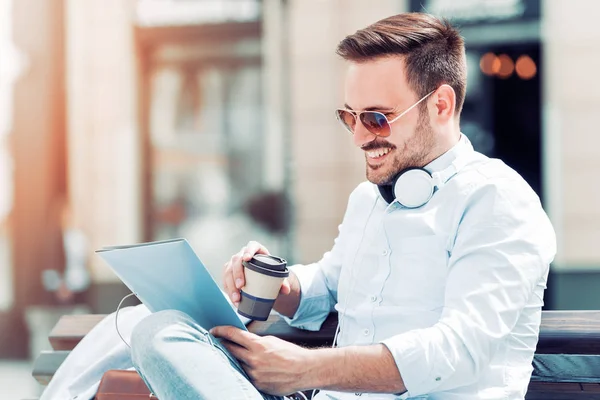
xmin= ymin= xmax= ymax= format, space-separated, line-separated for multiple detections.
xmin=279 ymin=278 xmax=291 ymax=295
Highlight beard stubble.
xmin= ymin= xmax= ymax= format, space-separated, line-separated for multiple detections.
xmin=366 ymin=109 xmax=436 ymax=185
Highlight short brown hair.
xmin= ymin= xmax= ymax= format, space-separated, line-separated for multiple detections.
xmin=336 ymin=13 xmax=466 ymax=115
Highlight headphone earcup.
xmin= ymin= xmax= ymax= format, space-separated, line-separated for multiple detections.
xmin=393 ymin=168 xmax=435 ymax=208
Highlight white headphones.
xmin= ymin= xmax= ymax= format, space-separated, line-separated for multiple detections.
xmin=378 ymin=138 xmax=473 ymax=207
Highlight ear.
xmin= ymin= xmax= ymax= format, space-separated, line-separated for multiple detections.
xmin=431 ymin=84 xmax=456 ymax=123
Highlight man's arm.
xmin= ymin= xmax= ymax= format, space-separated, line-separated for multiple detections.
xmin=381 ymin=180 xmax=557 ymax=397
xmin=307 ymin=344 xmax=405 ymax=394
xmin=211 ymin=326 xmax=405 ymax=396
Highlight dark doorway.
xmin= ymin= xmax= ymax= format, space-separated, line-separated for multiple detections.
xmin=462 ymin=43 xmax=542 ymax=202
xmin=491 ymin=44 xmax=542 ymax=200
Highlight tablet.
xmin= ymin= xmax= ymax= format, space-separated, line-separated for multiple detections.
xmin=96 ymin=238 xmax=248 ymax=331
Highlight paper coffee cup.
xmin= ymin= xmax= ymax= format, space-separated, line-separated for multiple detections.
xmin=237 ymin=254 xmax=289 ymax=321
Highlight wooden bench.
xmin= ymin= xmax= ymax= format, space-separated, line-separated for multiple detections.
xmin=34 ymin=311 xmax=600 ymax=399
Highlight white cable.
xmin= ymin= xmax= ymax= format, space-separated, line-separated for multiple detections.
xmin=309 ymin=199 xmax=379 ymax=400
xmin=335 ymin=198 xmax=378 ymax=348
xmin=115 ymin=293 xmax=298 ymax=399
xmin=115 ymin=292 xmax=137 ymax=348
xmin=309 ymin=249 xmax=363 ymax=400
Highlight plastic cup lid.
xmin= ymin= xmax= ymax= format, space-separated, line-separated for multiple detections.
xmin=250 ymin=254 xmax=287 ymax=271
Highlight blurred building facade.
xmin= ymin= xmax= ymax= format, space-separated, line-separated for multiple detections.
xmin=1 ymin=0 xmax=600 ymax=359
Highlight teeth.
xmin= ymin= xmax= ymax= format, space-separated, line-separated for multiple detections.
xmin=366 ymin=148 xmax=391 ymax=158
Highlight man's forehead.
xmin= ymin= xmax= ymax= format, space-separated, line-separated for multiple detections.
xmin=344 ymin=57 xmax=412 ymax=111
xmin=346 ymin=56 xmax=405 ymax=72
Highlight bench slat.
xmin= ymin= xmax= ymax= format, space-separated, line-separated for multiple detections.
xmin=32 ymin=350 xmax=69 ymax=385
xmin=539 ymin=310 xmax=600 ymax=354
xmin=49 ymin=310 xmax=600 ymax=354
xmin=32 ymin=351 xmax=599 ymax=398
xmin=36 ymin=309 xmax=600 ymax=399
xmin=526 ymin=382 xmax=600 ymax=399
xmin=532 ymin=354 xmax=600 ymax=383
xmin=49 ymin=314 xmax=107 ymax=351
xmin=49 ymin=312 xmax=339 ymax=351
xmin=247 ymin=313 xmax=337 ymax=347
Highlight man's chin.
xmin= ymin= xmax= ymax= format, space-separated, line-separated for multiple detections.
xmin=366 ymin=166 xmax=394 ymax=186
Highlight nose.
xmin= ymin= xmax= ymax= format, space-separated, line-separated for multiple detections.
xmin=353 ymin=120 xmax=376 ymax=148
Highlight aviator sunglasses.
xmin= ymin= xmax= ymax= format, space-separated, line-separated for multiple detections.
xmin=335 ymin=89 xmax=435 ymax=137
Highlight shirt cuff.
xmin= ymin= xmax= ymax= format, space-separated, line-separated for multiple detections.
xmin=279 ymin=263 xmax=332 ymax=331
xmin=381 ymin=327 xmax=456 ymax=396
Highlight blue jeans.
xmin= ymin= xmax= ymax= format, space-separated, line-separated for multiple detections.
xmin=130 ymin=310 xmax=286 ymax=400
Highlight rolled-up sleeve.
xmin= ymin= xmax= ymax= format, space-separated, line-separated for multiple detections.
xmin=381 ymin=181 xmax=557 ymax=396
xmin=281 ymin=259 xmax=339 ymax=331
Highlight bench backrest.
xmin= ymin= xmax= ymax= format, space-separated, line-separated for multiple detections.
xmin=35 ymin=310 xmax=600 ymax=399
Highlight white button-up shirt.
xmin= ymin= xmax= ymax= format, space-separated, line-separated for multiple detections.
xmin=285 ymin=136 xmax=556 ymax=400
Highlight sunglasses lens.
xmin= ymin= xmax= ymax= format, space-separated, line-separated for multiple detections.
xmin=360 ymin=112 xmax=390 ymax=137
xmin=336 ymin=110 xmax=356 ymax=133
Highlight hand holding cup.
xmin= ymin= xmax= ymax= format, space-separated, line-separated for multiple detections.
xmin=223 ymin=241 xmax=291 ymax=310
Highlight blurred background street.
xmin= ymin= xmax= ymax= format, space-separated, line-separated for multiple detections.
xmin=1 ymin=0 xmax=599 ymax=398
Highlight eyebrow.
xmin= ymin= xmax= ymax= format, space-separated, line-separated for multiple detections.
xmin=344 ymin=103 xmax=396 ymax=112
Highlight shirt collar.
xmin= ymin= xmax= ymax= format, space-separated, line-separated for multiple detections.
xmin=423 ymin=133 xmax=473 ymax=175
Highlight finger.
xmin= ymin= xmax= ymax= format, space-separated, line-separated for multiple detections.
xmin=223 ymin=260 xmax=239 ymax=301
xmin=279 ymin=278 xmax=291 ymax=295
xmin=242 ymin=241 xmax=270 ymax=261
xmin=220 ymin=340 xmax=251 ymax=364
xmin=223 ymin=261 xmax=231 ymax=291
xmin=224 ymin=270 xmax=239 ymax=304
xmin=231 ymin=250 xmax=246 ymax=290
xmin=210 ymin=326 xmax=258 ymax=349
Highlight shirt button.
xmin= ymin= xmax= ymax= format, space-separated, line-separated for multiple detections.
xmin=382 ymin=249 xmax=389 ymax=256
xmin=435 ymin=376 xmax=442 ymax=381
xmin=370 ymin=295 xmax=377 ymax=302
xmin=363 ymin=329 xmax=370 ymax=336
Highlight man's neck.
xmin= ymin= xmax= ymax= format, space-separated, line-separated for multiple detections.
xmin=422 ymin=129 xmax=462 ymax=168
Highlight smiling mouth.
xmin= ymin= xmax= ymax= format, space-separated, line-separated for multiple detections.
xmin=366 ymin=147 xmax=391 ymax=159
xmin=365 ymin=147 xmax=393 ymax=166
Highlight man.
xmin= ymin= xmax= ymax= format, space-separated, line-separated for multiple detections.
xmin=130 ymin=13 xmax=556 ymax=400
